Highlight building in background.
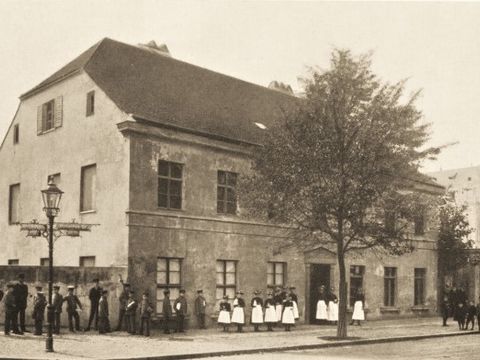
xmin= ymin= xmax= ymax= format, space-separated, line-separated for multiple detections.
xmin=0 ymin=38 xmax=443 ymax=326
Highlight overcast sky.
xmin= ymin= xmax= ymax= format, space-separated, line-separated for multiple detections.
xmin=1 ymin=0 xmax=479 ymax=173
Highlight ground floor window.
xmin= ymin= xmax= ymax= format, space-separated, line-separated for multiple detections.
xmin=349 ymin=265 xmax=365 ymax=307
xmin=157 ymin=257 xmax=182 ymax=314
xmin=40 ymin=258 xmax=50 ymax=266
xmin=216 ymin=260 xmax=237 ymax=302
xmin=267 ymin=262 xmax=286 ymax=288
xmin=8 ymin=259 xmax=19 ymax=265
xmin=414 ymin=268 xmax=426 ymax=305
xmin=79 ymin=256 xmax=95 ymax=267
xmin=384 ymin=267 xmax=397 ymax=306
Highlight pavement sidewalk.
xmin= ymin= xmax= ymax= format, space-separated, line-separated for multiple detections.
xmin=0 ymin=317 xmax=478 ymax=360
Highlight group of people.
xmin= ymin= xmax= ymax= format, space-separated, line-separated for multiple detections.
xmin=316 ymin=286 xmax=365 ymax=325
xmin=441 ymin=286 xmax=480 ymax=331
xmin=217 ymin=286 xmax=300 ymax=332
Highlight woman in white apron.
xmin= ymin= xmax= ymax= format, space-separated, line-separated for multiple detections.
xmin=250 ymin=291 xmax=264 ymax=332
xmin=351 ymin=288 xmax=365 ymax=325
xmin=316 ymin=285 xmax=328 ymax=324
xmin=327 ymin=287 xmax=339 ymax=324
xmin=264 ymin=292 xmax=277 ymax=331
xmin=282 ymin=294 xmax=295 ymax=331
xmin=217 ymin=295 xmax=231 ymax=332
xmin=274 ymin=287 xmax=283 ymax=323
xmin=289 ymin=286 xmax=300 ymax=320
xmin=231 ymin=291 xmax=246 ymax=332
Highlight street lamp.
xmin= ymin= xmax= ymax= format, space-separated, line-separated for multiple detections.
xmin=41 ymin=180 xmax=63 ymax=353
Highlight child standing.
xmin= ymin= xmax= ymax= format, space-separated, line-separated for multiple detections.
xmin=281 ymin=294 xmax=295 ymax=331
xmin=250 ymin=291 xmax=264 ymax=332
xmin=139 ymin=291 xmax=153 ymax=336
xmin=218 ymin=295 xmax=231 ymax=332
xmin=264 ymin=292 xmax=277 ymax=331
xmin=32 ymin=286 xmax=47 ymax=336
xmin=231 ymin=291 xmax=245 ymax=332
xmin=465 ymin=301 xmax=476 ymax=330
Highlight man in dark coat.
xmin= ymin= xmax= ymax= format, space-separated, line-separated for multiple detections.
xmin=440 ymin=295 xmax=450 ymax=326
xmin=52 ymin=285 xmax=64 ymax=334
xmin=32 ymin=286 xmax=47 ymax=336
xmin=174 ymin=289 xmax=188 ymax=333
xmin=98 ymin=290 xmax=110 ymax=334
xmin=139 ymin=291 xmax=154 ymax=336
xmin=85 ymin=278 xmax=102 ymax=331
xmin=13 ymin=273 xmax=28 ymax=334
xmin=194 ymin=289 xmax=207 ymax=329
xmin=162 ymin=289 xmax=172 ymax=334
xmin=63 ymin=285 xmax=82 ymax=332
xmin=115 ymin=279 xmax=130 ymax=331
xmin=4 ymin=283 xmax=17 ymax=335
xmin=125 ymin=290 xmax=138 ymax=335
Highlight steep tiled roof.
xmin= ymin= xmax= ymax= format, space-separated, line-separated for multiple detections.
xmin=22 ymin=38 xmax=296 ymax=145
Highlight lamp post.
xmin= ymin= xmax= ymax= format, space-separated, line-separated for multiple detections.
xmin=41 ymin=181 xmax=63 ymax=353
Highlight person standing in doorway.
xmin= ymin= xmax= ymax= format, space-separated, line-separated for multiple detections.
xmin=194 ymin=289 xmax=207 ymax=329
xmin=13 ymin=273 xmax=28 ymax=334
xmin=351 ymin=288 xmax=365 ymax=326
xmin=174 ymin=289 xmax=188 ymax=333
xmin=52 ymin=285 xmax=64 ymax=334
xmin=85 ymin=278 xmax=102 ymax=331
xmin=316 ymin=285 xmax=328 ymax=324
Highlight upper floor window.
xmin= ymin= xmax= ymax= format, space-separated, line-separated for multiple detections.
xmin=37 ymin=97 xmax=63 ymax=134
xmin=385 ymin=210 xmax=396 ymax=235
xmin=217 ymin=171 xmax=237 ymax=214
xmin=80 ymin=164 xmax=96 ymax=212
xmin=13 ymin=124 xmax=19 ymax=144
xmin=8 ymin=184 xmax=20 ymax=224
xmin=158 ymin=161 xmax=183 ymax=210
xmin=414 ymin=213 xmax=425 ymax=235
xmin=79 ymin=256 xmax=96 ymax=267
xmin=267 ymin=262 xmax=286 ymax=287
xmin=86 ymin=91 xmax=95 ymax=116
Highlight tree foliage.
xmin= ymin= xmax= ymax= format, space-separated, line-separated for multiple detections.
xmin=239 ymin=49 xmax=441 ymax=337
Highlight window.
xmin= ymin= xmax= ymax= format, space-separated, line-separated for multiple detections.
xmin=13 ymin=124 xmax=19 ymax=144
xmin=47 ymin=173 xmax=61 ymax=187
xmin=385 ymin=210 xmax=396 ymax=235
xmin=349 ymin=265 xmax=365 ymax=307
xmin=414 ymin=268 xmax=426 ymax=306
xmin=217 ymin=171 xmax=237 ymax=214
xmin=40 ymin=258 xmax=50 ymax=266
xmin=414 ymin=213 xmax=425 ymax=235
xmin=384 ymin=267 xmax=397 ymax=307
xmin=80 ymin=164 xmax=96 ymax=212
xmin=158 ymin=161 xmax=183 ymax=209
xmin=8 ymin=184 xmax=20 ymax=224
xmin=216 ymin=260 xmax=237 ymax=301
xmin=44 ymin=100 xmax=55 ymax=131
xmin=37 ymin=97 xmax=63 ymax=134
xmin=267 ymin=262 xmax=286 ymax=287
xmin=8 ymin=259 xmax=19 ymax=265
xmin=156 ymin=257 xmax=182 ymax=314
xmin=79 ymin=256 xmax=95 ymax=267
xmin=86 ymin=91 xmax=95 ymax=116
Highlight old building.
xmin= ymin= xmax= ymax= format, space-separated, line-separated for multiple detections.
xmin=0 ymin=38 xmax=444 ymax=326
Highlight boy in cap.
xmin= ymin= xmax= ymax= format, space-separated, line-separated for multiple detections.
xmin=32 ymin=286 xmax=47 ymax=336
xmin=52 ymin=285 xmax=64 ymax=334
xmin=139 ymin=291 xmax=154 ymax=336
xmin=194 ymin=289 xmax=207 ymax=329
xmin=174 ymin=289 xmax=188 ymax=333
xmin=125 ymin=290 xmax=138 ymax=335
xmin=13 ymin=273 xmax=28 ymax=333
xmin=4 ymin=283 xmax=17 ymax=335
xmin=231 ymin=291 xmax=246 ymax=332
xmin=251 ymin=290 xmax=264 ymax=332
xmin=85 ymin=278 xmax=102 ymax=331
xmin=115 ymin=277 xmax=130 ymax=331
xmin=63 ymin=285 xmax=82 ymax=332
xmin=98 ymin=289 xmax=110 ymax=334
xmin=162 ymin=289 xmax=172 ymax=334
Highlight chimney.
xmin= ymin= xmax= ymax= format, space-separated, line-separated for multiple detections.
xmin=138 ymin=40 xmax=171 ymax=57
xmin=268 ymin=81 xmax=293 ymax=95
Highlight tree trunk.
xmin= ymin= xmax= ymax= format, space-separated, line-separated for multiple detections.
xmin=336 ymin=250 xmax=348 ymax=338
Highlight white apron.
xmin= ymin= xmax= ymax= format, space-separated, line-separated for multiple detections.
xmin=293 ymin=301 xmax=299 ymax=319
xmin=316 ymin=300 xmax=328 ymax=320
xmin=352 ymin=300 xmax=365 ymax=320
xmin=251 ymin=303 xmax=264 ymax=324
xmin=231 ymin=298 xmax=245 ymax=324
xmin=275 ymin=304 xmax=283 ymax=321
xmin=328 ymin=301 xmax=338 ymax=321
xmin=218 ymin=310 xmax=231 ymax=324
xmin=264 ymin=305 xmax=277 ymax=323
xmin=282 ymin=306 xmax=295 ymax=324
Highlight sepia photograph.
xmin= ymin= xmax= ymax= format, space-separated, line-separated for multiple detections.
xmin=0 ymin=1 xmax=479 ymax=359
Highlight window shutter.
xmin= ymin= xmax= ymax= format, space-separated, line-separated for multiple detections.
xmin=37 ymin=105 xmax=43 ymax=134
xmin=54 ymin=96 xmax=63 ymax=128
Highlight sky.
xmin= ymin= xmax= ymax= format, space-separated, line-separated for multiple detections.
xmin=1 ymin=0 xmax=479 ymax=173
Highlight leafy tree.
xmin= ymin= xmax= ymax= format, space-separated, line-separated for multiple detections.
xmin=239 ymin=50 xmax=440 ymax=338
xmin=437 ymin=202 xmax=473 ymax=280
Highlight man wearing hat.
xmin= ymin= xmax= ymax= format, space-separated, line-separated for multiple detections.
xmin=125 ymin=290 xmax=138 ymax=335
xmin=98 ymin=289 xmax=110 ymax=334
xmin=85 ymin=278 xmax=102 ymax=331
xmin=52 ymin=285 xmax=64 ymax=334
xmin=194 ymin=289 xmax=207 ymax=329
xmin=174 ymin=289 xmax=188 ymax=333
xmin=4 ymin=283 xmax=17 ymax=335
xmin=13 ymin=273 xmax=28 ymax=333
xmin=162 ymin=289 xmax=172 ymax=334
xmin=63 ymin=285 xmax=82 ymax=332
xmin=115 ymin=277 xmax=130 ymax=331
xmin=32 ymin=286 xmax=47 ymax=336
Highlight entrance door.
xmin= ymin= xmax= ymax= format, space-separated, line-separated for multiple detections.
xmin=309 ymin=264 xmax=331 ymax=324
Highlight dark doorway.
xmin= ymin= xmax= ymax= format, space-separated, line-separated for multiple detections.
xmin=309 ymin=264 xmax=331 ymax=324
